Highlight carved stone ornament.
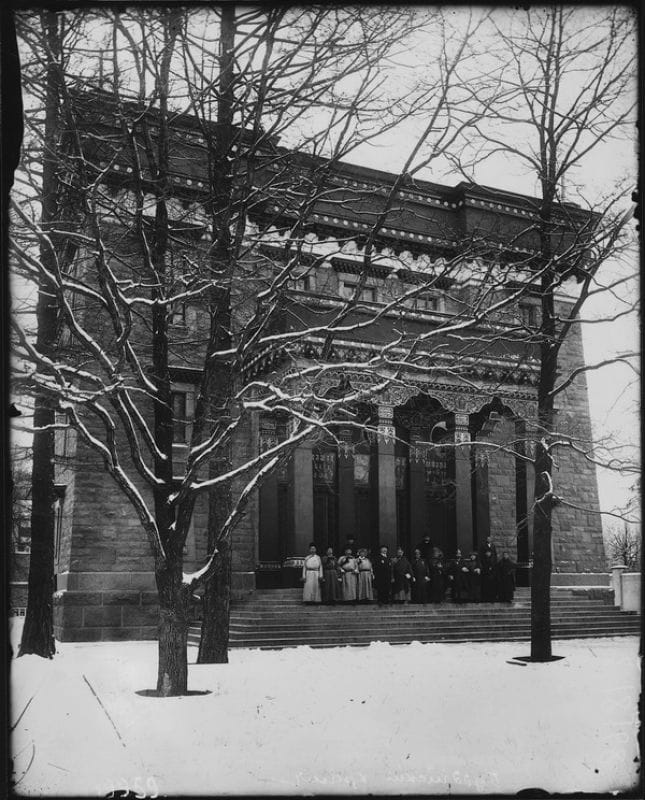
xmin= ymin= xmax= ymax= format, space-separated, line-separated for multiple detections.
xmin=378 ymin=424 xmax=396 ymax=443
xmin=315 ymin=373 xmax=538 ymax=421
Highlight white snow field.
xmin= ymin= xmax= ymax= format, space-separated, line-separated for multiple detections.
xmin=9 ymin=620 xmax=640 ymax=796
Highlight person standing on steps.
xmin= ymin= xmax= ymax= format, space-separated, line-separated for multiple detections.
xmin=321 ymin=546 xmax=340 ymax=605
xmin=338 ymin=547 xmax=359 ymax=604
xmin=479 ymin=536 xmax=498 ymax=602
xmin=497 ymin=551 xmax=517 ymax=603
xmin=373 ymin=545 xmax=393 ymax=606
xmin=417 ymin=533 xmax=433 ymax=565
xmin=392 ymin=546 xmax=413 ymax=604
xmin=356 ymin=548 xmax=374 ymax=603
xmin=448 ymin=548 xmax=469 ymax=604
xmin=429 ymin=547 xmax=446 ymax=604
xmin=301 ymin=543 xmax=323 ymax=604
xmin=411 ymin=548 xmax=430 ymax=604
xmin=467 ymin=552 xmax=482 ymax=603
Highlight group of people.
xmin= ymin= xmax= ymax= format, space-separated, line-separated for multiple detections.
xmin=301 ymin=534 xmax=517 ymax=606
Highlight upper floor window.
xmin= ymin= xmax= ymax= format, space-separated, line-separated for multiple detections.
xmin=293 ymin=274 xmax=314 ymax=292
xmin=171 ymin=302 xmax=186 ymax=326
xmin=171 ymin=390 xmax=189 ymax=444
xmin=414 ymin=292 xmax=442 ymax=313
xmin=519 ymin=302 xmax=539 ymax=328
xmin=341 ymin=281 xmax=377 ymax=303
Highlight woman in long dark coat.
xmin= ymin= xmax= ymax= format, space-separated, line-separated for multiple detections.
xmin=392 ymin=547 xmax=413 ymax=604
xmin=497 ymin=551 xmax=517 ymax=603
xmin=321 ymin=547 xmax=339 ymax=605
xmin=411 ymin=549 xmax=430 ymax=604
xmin=373 ymin=545 xmax=393 ymax=605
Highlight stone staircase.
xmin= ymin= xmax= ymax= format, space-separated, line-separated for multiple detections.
xmin=188 ymin=587 xmax=640 ymax=650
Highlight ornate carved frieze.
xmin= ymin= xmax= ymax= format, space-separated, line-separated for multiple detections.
xmin=313 ymin=372 xmax=538 ymax=421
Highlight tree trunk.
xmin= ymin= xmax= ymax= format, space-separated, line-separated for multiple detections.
xmin=197 ymin=4 xmax=236 ymax=664
xmin=530 ymin=456 xmax=553 ymax=660
xmin=156 ymin=560 xmax=190 ymax=696
xmin=19 ymin=398 xmax=56 ymax=658
xmin=19 ymin=11 xmax=61 ymax=659
xmin=198 ymin=537 xmax=231 ymax=664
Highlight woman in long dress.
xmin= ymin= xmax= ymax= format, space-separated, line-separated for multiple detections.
xmin=356 ymin=548 xmax=374 ymax=603
xmin=321 ymin=547 xmax=339 ymax=605
xmin=338 ymin=548 xmax=358 ymax=603
xmin=301 ymin=543 xmax=323 ymax=604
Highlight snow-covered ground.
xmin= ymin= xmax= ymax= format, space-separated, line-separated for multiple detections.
xmin=9 ymin=620 xmax=640 ymax=796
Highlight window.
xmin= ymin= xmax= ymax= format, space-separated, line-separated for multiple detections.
xmin=171 ymin=391 xmax=188 ymax=443
xmin=296 ymin=275 xmax=314 ymax=292
xmin=414 ymin=292 xmax=441 ymax=312
xmin=519 ymin=303 xmax=539 ymax=327
xmin=171 ymin=302 xmax=186 ymax=325
xmin=341 ymin=281 xmax=377 ymax=302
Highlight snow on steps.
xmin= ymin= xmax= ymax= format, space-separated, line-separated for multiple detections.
xmin=188 ymin=587 xmax=640 ymax=650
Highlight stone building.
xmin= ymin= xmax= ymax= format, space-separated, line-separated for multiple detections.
xmin=51 ymin=94 xmax=606 ymax=640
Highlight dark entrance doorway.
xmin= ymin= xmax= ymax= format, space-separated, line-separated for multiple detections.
xmin=395 ymin=396 xmax=456 ymax=556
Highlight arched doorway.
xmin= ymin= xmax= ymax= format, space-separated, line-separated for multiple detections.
xmin=395 ymin=395 xmax=456 ymax=555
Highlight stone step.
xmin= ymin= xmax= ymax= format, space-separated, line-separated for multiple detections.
xmin=225 ymin=615 xmax=639 ymax=633
xmin=226 ymin=603 xmax=618 ymax=619
xmin=228 ymin=619 xmax=635 ymax=635
xmin=188 ymin=626 xmax=639 ymax=649
xmin=188 ymin=587 xmax=635 ymax=650
xmin=232 ymin=601 xmax=612 ymax=612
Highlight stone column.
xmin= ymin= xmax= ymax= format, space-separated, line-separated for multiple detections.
xmin=377 ymin=404 xmax=397 ymax=552
xmin=408 ymin=428 xmax=426 ymax=544
xmin=337 ymin=431 xmax=355 ymax=546
xmin=454 ymin=413 xmax=474 ymax=555
xmin=293 ymin=442 xmax=314 ymax=555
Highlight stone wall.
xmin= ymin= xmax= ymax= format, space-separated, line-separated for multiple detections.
xmin=549 ymin=299 xmax=606 ymax=572
xmin=485 ymin=414 xmax=519 ymax=556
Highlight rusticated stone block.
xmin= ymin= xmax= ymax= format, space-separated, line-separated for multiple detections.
xmin=139 ymin=626 xmax=158 ymax=641
xmin=54 ymin=605 xmax=84 ymax=628
xmin=126 ymin=606 xmax=159 ymax=626
xmin=83 ymin=606 xmax=122 ymax=627
xmin=54 ymin=590 xmax=101 ymax=606
xmin=141 ymin=591 xmax=159 ymax=605
xmin=129 ymin=572 xmax=156 ymax=590
xmin=100 ymin=627 xmax=143 ymax=642
xmin=57 ymin=627 xmax=102 ymax=643
xmin=101 ymin=591 xmax=141 ymax=606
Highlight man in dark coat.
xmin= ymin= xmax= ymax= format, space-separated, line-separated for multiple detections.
xmin=372 ymin=545 xmax=393 ymax=605
xmin=479 ymin=536 xmax=498 ymax=602
xmin=497 ymin=551 xmax=517 ymax=603
xmin=467 ymin=553 xmax=482 ymax=603
xmin=392 ymin=547 xmax=414 ymax=603
xmin=411 ymin=549 xmax=430 ymax=604
xmin=448 ymin=548 xmax=469 ymax=603
xmin=344 ymin=536 xmax=358 ymax=556
xmin=417 ymin=534 xmax=433 ymax=565
xmin=429 ymin=550 xmax=446 ymax=604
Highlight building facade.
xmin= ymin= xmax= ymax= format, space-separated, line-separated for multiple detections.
xmin=50 ymin=95 xmax=606 ymax=640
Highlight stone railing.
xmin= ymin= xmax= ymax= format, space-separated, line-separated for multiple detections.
xmin=611 ymin=565 xmax=641 ymax=612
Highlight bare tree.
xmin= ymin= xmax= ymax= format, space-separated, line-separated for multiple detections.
xmin=607 ymin=524 xmax=640 ymax=570
xmin=12 ymin=6 xmax=511 ymax=692
xmin=451 ymin=6 xmax=637 ymax=660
